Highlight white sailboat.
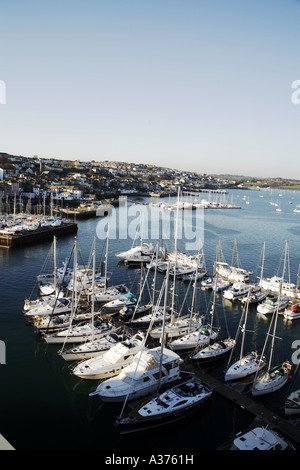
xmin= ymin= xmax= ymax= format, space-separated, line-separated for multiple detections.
xmin=215 ymin=240 xmax=253 ymax=283
xmin=59 ymin=327 xmax=133 ymax=362
xmin=90 ymin=263 xmax=183 ymax=402
xmin=44 ymin=238 xmax=115 ymax=344
xmin=191 ymin=279 xmax=235 ymax=363
xmin=225 ymin=294 xmax=265 ymax=382
xmin=252 ymin=248 xmax=292 ymax=396
xmin=259 ymin=242 xmax=300 ymax=300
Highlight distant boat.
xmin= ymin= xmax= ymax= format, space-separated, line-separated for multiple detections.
xmin=294 ymin=205 xmax=300 ymax=213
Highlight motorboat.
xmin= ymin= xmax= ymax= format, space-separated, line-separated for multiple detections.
xmin=219 ymin=426 xmax=295 ymax=450
xmin=283 ymin=302 xmax=300 ymax=320
xmin=89 ymin=346 xmax=183 ymax=402
xmin=119 ymin=303 xmax=152 ymax=321
xmin=259 ymin=275 xmax=300 ymax=300
xmin=92 ymin=285 xmax=131 ymax=303
xmin=115 ymin=375 xmax=213 ymax=434
xmin=116 ymin=243 xmax=155 ymax=263
xmin=257 ymin=296 xmax=289 ymax=315
xmin=102 ymin=293 xmax=138 ymax=312
xmin=215 ymin=262 xmax=252 ymax=283
xmin=71 ymin=332 xmax=145 ymax=380
xmin=223 ymin=282 xmax=254 ymax=301
xmin=240 ymin=287 xmax=268 ymax=304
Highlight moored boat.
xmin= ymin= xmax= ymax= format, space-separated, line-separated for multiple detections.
xmin=115 ymin=375 xmax=213 ymax=434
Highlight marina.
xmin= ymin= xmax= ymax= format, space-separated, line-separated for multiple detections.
xmin=0 ymin=219 xmax=78 ymax=248
xmin=1 ymin=187 xmax=300 ymax=452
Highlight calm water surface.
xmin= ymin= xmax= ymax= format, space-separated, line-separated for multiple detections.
xmin=1 ymin=188 xmax=300 ymax=451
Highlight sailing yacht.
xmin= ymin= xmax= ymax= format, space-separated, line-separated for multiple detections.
xmin=215 ymin=240 xmax=252 ymax=283
xmin=44 ymin=238 xmax=115 ymax=344
xmin=24 ymin=297 xmax=72 ymax=319
xmin=59 ymin=327 xmax=133 ymax=361
xmin=258 ymin=242 xmax=300 ymax=300
xmin=90 ymin=262 xmax=183 ymax=402
xmin=252 ymin=245 xmax=292 ymax=396
xmin=191 ymin=282 xmax=234 ymax=363
xmin=225 ymin=296 xmax=266 ymax=382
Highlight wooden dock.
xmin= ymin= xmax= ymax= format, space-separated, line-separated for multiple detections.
xmin=197 ymin=368 xmax=300 ymax=446
xmin=0 ymin=222 xmax=78 ymax=248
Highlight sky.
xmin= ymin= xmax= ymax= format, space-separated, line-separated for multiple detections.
xmin=0 ymin=0 xmax=300 ymax=179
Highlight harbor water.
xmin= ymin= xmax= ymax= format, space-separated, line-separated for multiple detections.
xmin=1 ymin=188 xmax=300 ymax=451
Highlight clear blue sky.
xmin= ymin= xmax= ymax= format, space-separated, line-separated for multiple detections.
xmin=0 ymin=0 xmax=300 ymax=178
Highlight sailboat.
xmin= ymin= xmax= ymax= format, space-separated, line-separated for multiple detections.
xmin=191 ymin=278 xmax=235 ymax=363
xmin=119 ymin=258 xmax=153 ymax=322
xmin=90 ymin=264 xmax=183 ymax=403
xmin=259 ymin=242 xmax=300 ymax=300
xmin=225 ymin=293 xmax=266 ymax=382
xmin=251 ymin=246 xmax=292 ymax=396
xmin=44 ymin=238 xmax=115 ymax=344
xmin=169 ymin=263 xmax=218 ymax=352
xmin=59 ymin=327 xmax=134 ymax=362
xmin=215 ymin=240 xmax=253 ymax=283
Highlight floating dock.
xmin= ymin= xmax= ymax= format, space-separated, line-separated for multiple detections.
xmin=197 ymin=368 xmax=300 ymax=446
xmin=0 ymin=222 xmax=78 ymax=248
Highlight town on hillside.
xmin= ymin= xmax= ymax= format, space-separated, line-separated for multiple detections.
xmin=0 ymin=152 xmax=299 ymax=214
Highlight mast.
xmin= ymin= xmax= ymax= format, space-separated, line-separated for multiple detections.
xmin=91 ymin=237 xmax=96 ymax=342
xmin=170 ymin=186 xmax=180 ymax=323
xmin=104 ymin=224 xmax=109 ymax=293
xmin=231 ymin=239 xmax=236 ymax=268
xmin=157 ymin=262 xmax=170 ymax=396
xmin=268 ymin=240 xmax=288 ymax=372
xmin=53 ymin=236 xmax=57 ymax=293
